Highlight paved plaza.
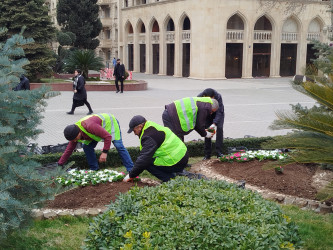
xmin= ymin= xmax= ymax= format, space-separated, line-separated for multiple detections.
xmin=34 ymin=73 xmax=315 ymax=150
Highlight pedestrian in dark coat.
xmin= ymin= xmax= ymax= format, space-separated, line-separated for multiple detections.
xmin=67 ymin=69 xmax=93 ymax=115
xmin=13 ymin=74 xmax=30 ymax=91
xmin=113 ymin=58 xmax=125 ymax=93
xmin=198 ymin=88 xmax=225 ymax=159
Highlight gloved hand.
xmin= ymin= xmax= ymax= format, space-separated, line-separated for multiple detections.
xmin=205 ymin=131 xmax=214 ymax=138
xmin=209 ymin=123 xmax=217 ymax=131
xmin=123 ymin=174 xmax=134 ymax=182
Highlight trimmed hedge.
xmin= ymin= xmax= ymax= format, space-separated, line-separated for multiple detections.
xmin=84 ymin=177 xmax=301 ymax=249
xmin=31 ymin=136 xmax=274 ymax=169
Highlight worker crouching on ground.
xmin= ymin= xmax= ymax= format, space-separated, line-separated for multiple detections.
xmin=162 ymin=97 xmax=219 ymax=141
xmin=124 ymin=115 xmax=189 ymax=182
xmin=58 ymin=113 xmax=134 ymax=171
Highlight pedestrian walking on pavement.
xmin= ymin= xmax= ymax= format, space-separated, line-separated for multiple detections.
xmin=198 ymin=88 xmax=225 ymax=159
xmin=162 ymin=97 xmax=219 ymax=141
xmin=124 ymin=115 xmax=189 ymax=182
xmin=58 ymin=113 xmax=134 ymax=171
xmin=67 ymin=69 xmax=93 ymax=115
xmin=113 ymin=59 xmax=125 ymax=93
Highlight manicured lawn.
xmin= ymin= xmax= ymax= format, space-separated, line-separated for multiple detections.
xmin=282 ymin=205 xmax=333 ymax=250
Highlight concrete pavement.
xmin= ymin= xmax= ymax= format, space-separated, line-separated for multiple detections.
xmin=33 ymin=73 xmax=315 ymax=150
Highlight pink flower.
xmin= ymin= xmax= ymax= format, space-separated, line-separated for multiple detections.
xmin=121 ymin=172 xmax=125 ymax=175
xmin=243 ymin=158 xmax=247 ymax=161
xmin=85 ymin=171 xmax=88 ymax=173
xmin=230 ymin=156 xmax=234 ymax=159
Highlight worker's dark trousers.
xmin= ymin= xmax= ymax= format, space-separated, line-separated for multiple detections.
xmin=115 ymin=76 xmax=124 ymax=92
xmin=204 ymin=116 xmax=224 ymax=157
xmin=146 ymin=153 xmax=189 ymax=182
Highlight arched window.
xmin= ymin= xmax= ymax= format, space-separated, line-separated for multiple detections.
xmin=141 ymin=23 xmax=146 ymax=33
xmin=254 ymin=16 xmax=272 ymax=30
xmin=152 ymin=20 xmax=159 ymax=32
xmin=183 ymin=17 xmax=191 ymax=30
xmin=227 ymin=14 xmax=244 ymax=30
xmin=282 ymin=18 xmax=298 ymax=33
xmin=167 ymin=19 xmax=175 ymax=31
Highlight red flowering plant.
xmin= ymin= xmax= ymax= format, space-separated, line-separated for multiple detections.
xmin=220 ymin=152 xmax=250 ymax=163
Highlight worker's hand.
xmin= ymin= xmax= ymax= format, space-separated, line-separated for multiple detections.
xmin=74 ymin=90 xmax=77 ymax=93
xmin=122 ymin=76 xmax=124 ymax=78
xmin=123 ymin=174 xmax=134 ymax=182
xmin=209 ymin=123 xmax=217 ymax=131
xmin=205 ymin=131 xmax=214 ymax=138
xmin=99 ymin=152 xmax=107 ymax=163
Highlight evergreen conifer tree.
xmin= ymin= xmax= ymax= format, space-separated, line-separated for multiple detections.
xmin=0 ymin=0 xmax=57 ymax=82
xmin=57 ymin=0 xmax=102 ymax=50
xmin=0 ymin=28 xmax=63 ymax=239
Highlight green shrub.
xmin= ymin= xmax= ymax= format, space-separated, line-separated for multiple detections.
xmin=125 ymin=70 xmax=129 ymax=80
xmin=84 ymin=177 xmax=301 ymax=249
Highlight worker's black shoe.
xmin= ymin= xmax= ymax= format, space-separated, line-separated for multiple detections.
xmin=203 ymin=155 xmax=211 ymax=160
xmin=87 ymin=111 xmax=93 ymax=115
xmin=66 ymin=111 xmax=74 ymax=115
xmin=216 ymin=152 xmax=224 ymax=158
xmin=116 ymin=90 xmax=120 ymax=93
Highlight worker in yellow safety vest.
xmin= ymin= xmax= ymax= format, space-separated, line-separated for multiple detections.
xmin=124 ymin=115 xmax=189 ymax=182
xmin=58 ymin=113 xmax=133 ymax=171
xmin=162 ymin=97 xmax=219 ymax=141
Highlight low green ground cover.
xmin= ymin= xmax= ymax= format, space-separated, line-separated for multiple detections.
xmin=84 ymin=177 xmax=301 ymax=249
xmin=1 ymin=196 xmax=332 ymax=249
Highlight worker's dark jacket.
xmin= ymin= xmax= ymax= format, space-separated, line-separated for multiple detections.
xmin=198 ymin=89 xmax=224 ymax=127
xmin=13 ymin=75 xmax=30 ymax=91
xmin=165 ymin=101 xmax=212 ymax=137
xmin=129 ymin=126 xmax=188 ymax=178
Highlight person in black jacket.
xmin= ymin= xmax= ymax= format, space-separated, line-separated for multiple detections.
xmin=198 ymin=88 xmax=225 ymax=159
xmin=124 ymin=115 xmax=189 ymax=182
xmin=113 ymin=58 xmax=125 ymax=93
xmin=67 ymin=69 xmax=93 ymax=115
xmin=13 ymin=74 xmax=30 ymax=91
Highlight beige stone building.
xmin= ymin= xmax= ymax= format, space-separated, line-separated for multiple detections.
xmin=50 ymin=0 xmax=332 ymax=79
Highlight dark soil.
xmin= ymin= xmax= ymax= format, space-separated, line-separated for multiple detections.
xmin=46 ymin=181 xmax=156 ymax=209
xmin=209 ymin=159 xmax=318 ymax=200
xmin=45 ymin=160 xmax=329 ymax=210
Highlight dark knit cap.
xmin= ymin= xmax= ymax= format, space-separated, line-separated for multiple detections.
xmin=64 ymin=124 xmax=80 ymax=141
xmin=127 ymin=115 xmax=146 ymax=133
xmin=202 ymin=88 xmax=215 ymax=98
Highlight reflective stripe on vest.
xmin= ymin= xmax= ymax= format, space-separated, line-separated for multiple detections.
xmin=139 ymin=121 xmax=187 ymax=166
xmin=174 ymin=97 xmax=212 ymax=132
xmin=75 ymin=113 xmax=121 ymax=145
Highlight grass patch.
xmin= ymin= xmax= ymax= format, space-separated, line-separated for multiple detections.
xmin=39 ymin=78 xmax=69 ymax=83
xmin=0 ymin=216 xmax=91 ymax=250
xmin=282 ymin=205 xmax=333 ymax=250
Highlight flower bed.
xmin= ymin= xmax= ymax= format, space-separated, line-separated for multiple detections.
xmin=220 ymin=149 xmax=288 ymax=163
xmin=56 ymin=169 xmax=130 ymax=187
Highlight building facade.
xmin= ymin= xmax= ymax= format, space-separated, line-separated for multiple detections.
xmin=49 ymin=0 xmax=331 ymax=79
xmin=116 ymin=0 xmax=331 ymax=79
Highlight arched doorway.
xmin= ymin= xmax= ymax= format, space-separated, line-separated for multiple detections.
xmin=138 ymin=21 xmax=146 ymax=73
xmin=306 ymin=18 xmax=321 ymax=74
xmin=152 ymin=20 xmax=160 ymax=74
xmin=280 ymin=18 xmax=299 ymax=76
xmin=166 ymin=18 xmax=175 ymax=76
xmin=127 ymin=23 xmax=134 ymax=71
xmin=182 ymin=16 xmax=191 ymax=77
xmin=252 ymin=16 xmax=272 ymax=77
xmin=226 ymin=14 xmax=244 ymax=78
